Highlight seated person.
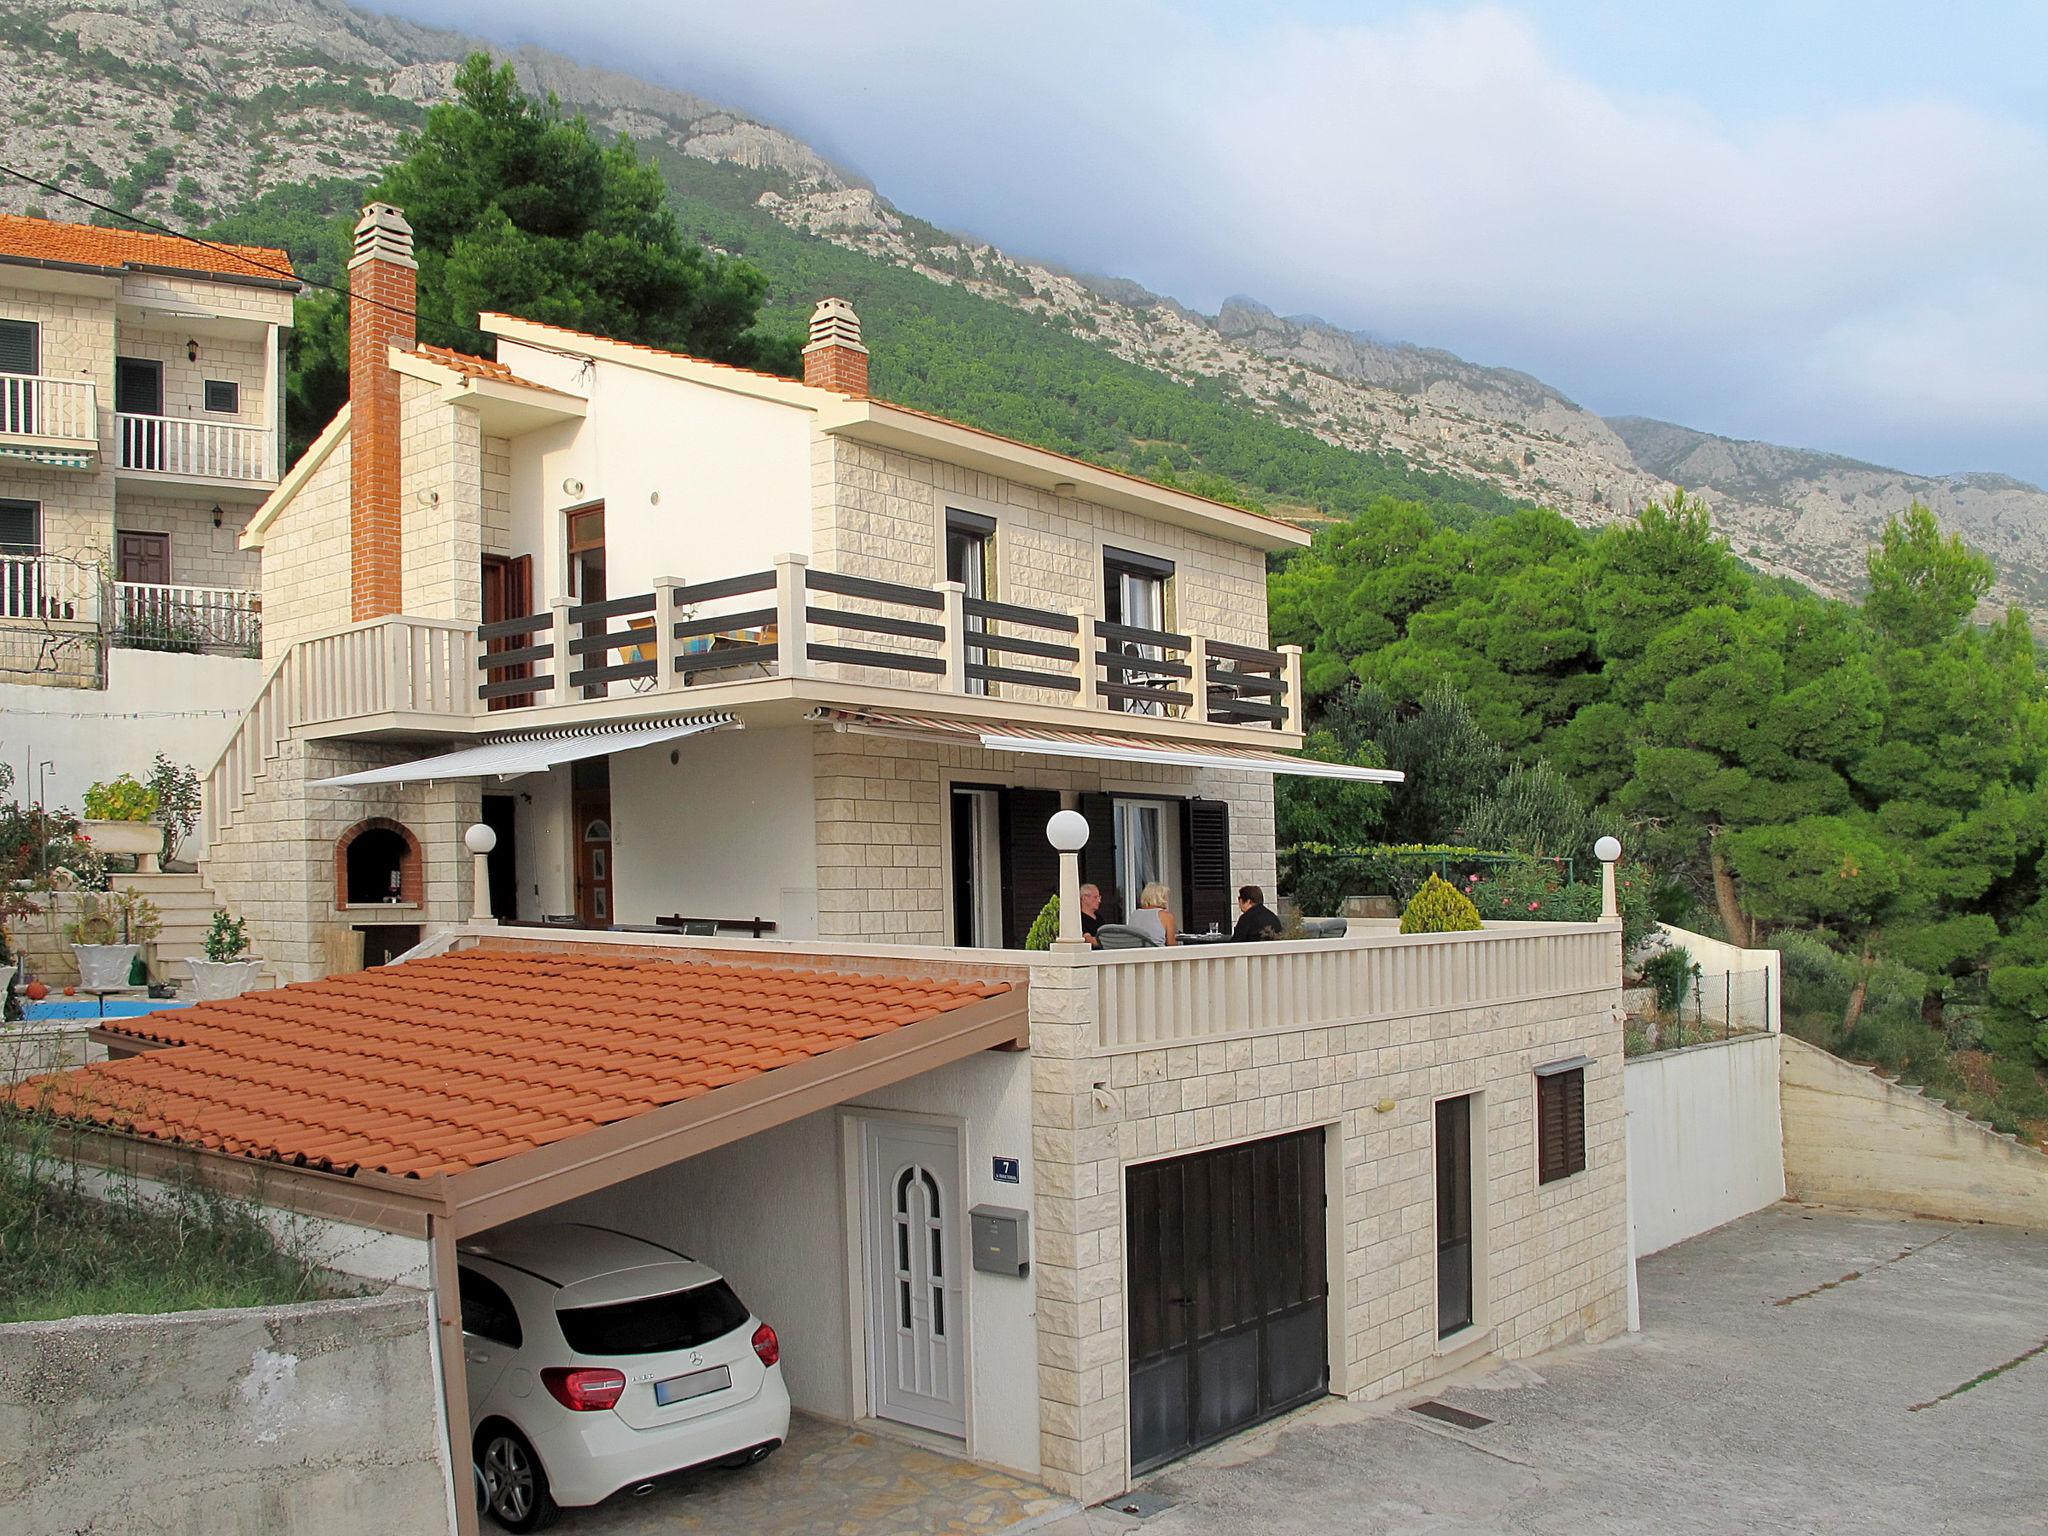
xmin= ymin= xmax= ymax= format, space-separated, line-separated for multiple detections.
xmin=1128 ymin=881 xmax=1179 ymax=946
xmin=1232 ymin=884 xmax=1284 ymax=942
xmin=1079 ymin=883 xmax=1104 ymax=946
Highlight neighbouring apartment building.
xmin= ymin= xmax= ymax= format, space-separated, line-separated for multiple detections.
xmin=0 ymin=213 xmax=294 ymax=813
xmin=22 ymin=202 xmax=1631 ymax=1527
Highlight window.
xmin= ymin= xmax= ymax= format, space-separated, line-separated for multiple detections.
xmin=1113 ymin=797 xmax=1183 ymax=923
xmin=948 ymin=784 xmax=1004 ymax=946
xmin=1104 ymin=547 xmax=1175 ymax=716
xmin=945 ymin=509 xmax=994 ymax=695
xmin=1535 ymin=1063 xmax=1588 ymax=1184
xmin=203 ymin=379 xmax=239 ymax=413
xmin=115 ymin=356 xmax=162 ymax=415
xmin=566 ymin=503 xmax=607 ymax=698
xmin=0 ymin=319 xmax=37 ymax=376
xmin=457 ymin=1267 xmax=523 ymax=1348
xmin=0 ymin=498 xmax=39 ymax=554
xmin=556 ymin=1281 xmax=749 ymax=1355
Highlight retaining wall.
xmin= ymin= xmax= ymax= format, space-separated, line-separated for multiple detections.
xmin=1780 ymin=1034 xmax=2048 ymax=1226
xmin=1625 ymin=1032 xmax=1785 ymax=1257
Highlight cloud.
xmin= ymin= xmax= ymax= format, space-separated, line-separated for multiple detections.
xmin=381 ymin=1 xmax=2048 ymax=480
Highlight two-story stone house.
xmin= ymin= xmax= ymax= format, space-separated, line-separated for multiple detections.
xmin=0 ymin=214 xmax=295 ymax=812
xmin=36 ymin=203 xmax=1630 ymax=1525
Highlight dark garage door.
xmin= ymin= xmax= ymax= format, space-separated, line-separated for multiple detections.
xmin=1126 ymin=1128 xmax=1328 ymax=1472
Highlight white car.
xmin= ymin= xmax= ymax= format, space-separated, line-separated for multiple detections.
xmin=457 ymin=1221 xmax=791 ymax=1531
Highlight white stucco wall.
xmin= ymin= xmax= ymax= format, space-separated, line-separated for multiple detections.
xmin=1658 ymin=923 xmax=1782 ymax=1032
xmin=0 ymin=647 xmax=262 ymax=846
xmin=1624 ymin=1033 xmax=1786 ymax=1257
xmin=496 ymin=340 xmax=814 ymax=608
xmin=550 ymin=1047 xmax=1042 ymax=1479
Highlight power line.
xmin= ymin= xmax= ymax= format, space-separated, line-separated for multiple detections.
xmin=0 ymin=162 xmax=417 ymax=324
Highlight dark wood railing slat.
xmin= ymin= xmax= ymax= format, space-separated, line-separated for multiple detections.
xmin=673 ymin=607 xmax=776 ymax=641
xmin=568 ymin=660 xmax=659 ymax=689
xmin=673 ymin=570 xmax=775 ymax=605
xmin=963 ymin=595 xmax=1079 ymax=632
xmin=976 ymin=632 xmax=1080 ymax=663
xmin=1205 ymin=638 xmax=1285 ymax=667
xmin=806 ymin=642 xmax=947 ymax=675
xmin=1097 ymin=619 xmax=1191 ymax=650
xmin=1098 ymin=679 xmax=1194 ymax=707
xmin=675 ymin=643 xmax=778 ymax=676
xmin=478 ymin=642 xmax=552 ymax=670
xmin=805 ymin=569 xmax=944 ymax=610
xmin=1209 ymin=696 xmax=1286 ymax=723
xmin=476 ymin=612 xmax=551 ymax=641
xmin=1098 ymin=650 xmax=1193 ymax=680
xmin=1209 ymin=669 xmax=1286 ymax=696
xmin=966 ymin=662 xmax=1082 ymax=692
xmin=479 ymin=672 xmax=554 ymax=700
xmin=806 ymin=605 xmax=945 ymax=644
xmin=568 ymin=592 xmax=657 ymax=624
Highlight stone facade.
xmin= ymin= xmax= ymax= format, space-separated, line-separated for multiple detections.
xmin=115 ymin=491 xmax=260 ymax=590
xmin=258 ymin=433 xmax=353 ymax=657
xmin=1026 ymin=952 xmax=1629 ymax=1502
xmin=398 ymin=374 xmax=486 ymax=625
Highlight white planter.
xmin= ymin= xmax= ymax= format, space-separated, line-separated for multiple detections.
xmin=184 ymin=958 xmax=266 ymax=1002
xmin=73 ymin=943 xmax=141 ymax=991
xmin=84 ymin=819 xmax=164 ymax=873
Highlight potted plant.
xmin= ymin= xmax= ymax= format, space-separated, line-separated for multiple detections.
xmin=81 ymin=774 xmax=165 ymax=873
xmin=186 ymin=908 xmax=265 ymax=1001
xmin=64 ymin=887 xmax=163 ymax=990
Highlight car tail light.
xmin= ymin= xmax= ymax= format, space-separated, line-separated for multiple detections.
xmin=542 ymin=1366 xmax=627 ymax=1412
xmin=751 ymin=1322 xmax=780 ymax=1368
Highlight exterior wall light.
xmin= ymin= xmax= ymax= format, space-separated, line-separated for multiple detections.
xmin=187 ymin=339 xmax=199 ymax=362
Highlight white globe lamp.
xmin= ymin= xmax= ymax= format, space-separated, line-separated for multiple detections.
xmin=1594 ymin=835 xmax=1622 ymax=925
xmin=1047 ymin=809 xmax=1089 ymax=852
xmin=1046 ymin=810 xmax=1091 ymax=950
xmin=465 ymin=822 xmax=498 ymax=924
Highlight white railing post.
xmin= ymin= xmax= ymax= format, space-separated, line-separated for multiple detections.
xmin=774 ymin=552 xmax=809 ymax=679
xmin=938 ymin=579 xmax=968 ymax=693
xmin=1187 ymin=634 xmax=1210 ymax=725
xmin=651 ymin=577 xmax=681 ymax=692
xmin=1278 ymin=643 xmax=1304 ymax=732
xmin=1073 ymin=607 xmax=1099 ymax=712
xmin=549 ymin=600 xmax=574 ymax=703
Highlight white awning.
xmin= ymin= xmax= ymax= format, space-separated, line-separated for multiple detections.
xmin=811 ymin=709 xmax=1403 ymax=782
xmin=310 ymin=713 xmax=737 ymax=788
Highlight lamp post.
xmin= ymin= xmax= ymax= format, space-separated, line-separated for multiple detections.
xmin=1595 ymin=835 xmax=1623 ymax=981
xmin=1047 ymin=810 xmax=1090 ymax=954
xmin=464 ymin=823 xmax=497 ymax=924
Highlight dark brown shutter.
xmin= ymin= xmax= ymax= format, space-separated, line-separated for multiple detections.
xmin=1537 ymin=1069 xmax=1586 ymax=1184
xmin=1563 ymin=1069 xmax=1587 ymax=1177
xmin=1078 ymin=792 xmax=1119 ymax=920
xmin=999 ymin=787 xmax=1062 ymax=948
xmin=1184 ymin=798 xmax=1232 ymax=936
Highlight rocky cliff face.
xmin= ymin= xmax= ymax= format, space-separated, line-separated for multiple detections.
xmin=7 ymin=0 xmax=2042 ymax=607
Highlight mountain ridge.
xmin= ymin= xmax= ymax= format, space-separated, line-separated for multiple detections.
xmin=3 ymin=0 xmax=2042 ymax=606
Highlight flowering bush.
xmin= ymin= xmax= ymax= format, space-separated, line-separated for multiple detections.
xmin=1462 ymin=858 xmax=1656 ymax=952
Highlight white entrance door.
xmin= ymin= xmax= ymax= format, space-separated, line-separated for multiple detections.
xmin=862 ymin=1118 xmax=967 ymax=1437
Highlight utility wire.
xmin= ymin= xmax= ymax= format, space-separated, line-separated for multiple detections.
xmin=0 ymin=162 xmax=418 ymax=323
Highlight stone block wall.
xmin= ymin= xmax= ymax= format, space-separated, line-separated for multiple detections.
xmin=399 ymin=377 xmax=485 ymax=625
xmin=114 ymin=323 xmax=272 ymax=438
xmin=0 ymin=620 xmax=99 ymax=687
xmin=116 ymin=491 xmax=261 ymax=590
xmin=1027 ymin=955 xmax=1629 ymax=1502
xmin=259 ymin=432 xmax=353 ymax=657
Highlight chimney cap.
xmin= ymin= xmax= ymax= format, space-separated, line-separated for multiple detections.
xmin=351 ymin=202 xmax=418 ymax=271
xmin=804 ymin=295 xmax=867 ymax=357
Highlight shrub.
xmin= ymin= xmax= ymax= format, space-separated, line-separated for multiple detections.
xmin=1024 ymin=895 xmax=1059 ymax=951
xmin=146 ymin=755 xmax=201 ymax=864
xmin=81 ymin=774 xmax=159 ymax=823
xmin=63 ymin=888 xmax=162 ymax=947
xmin=204 ymin=908 xmax=250 ymax=963
xmin=1641 ymin=946 xmax=1693 ymax=1013
xmin=1399 ymin=874 xmax=1483 ymax=935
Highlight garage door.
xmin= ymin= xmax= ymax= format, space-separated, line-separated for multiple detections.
xmin=1126 ymin=1128 xmax=1328 ymax=1472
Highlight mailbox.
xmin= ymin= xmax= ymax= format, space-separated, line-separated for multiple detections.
xmin=969 ymin=1204 xmax=1030 ymax=1276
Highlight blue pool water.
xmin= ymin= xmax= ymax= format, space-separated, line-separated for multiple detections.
xmin=24 ymin=997 xmax=194 ymax=1021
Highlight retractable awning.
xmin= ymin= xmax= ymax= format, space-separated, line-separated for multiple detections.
xmin=310 ymin=712 xmax=736 ymax=788
xmin=811 ymin=709 xmax=1403 ymax=782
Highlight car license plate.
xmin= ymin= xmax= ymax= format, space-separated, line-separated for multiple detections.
xmin=654 ymin=1365 xmax=731 ymax=1406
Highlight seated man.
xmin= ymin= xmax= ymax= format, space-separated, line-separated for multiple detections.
xmin=1231 ymin=884 xmax=1283 ymax=942
xmin=1079 ymin=883 xmax=1104 ymax=947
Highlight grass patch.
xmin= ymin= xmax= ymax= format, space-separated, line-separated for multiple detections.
xmin=1 ymin=1112 xmax=343 ymax=1323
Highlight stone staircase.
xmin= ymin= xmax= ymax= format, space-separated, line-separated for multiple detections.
xmin=110 ymin=870 xmax=273 ymax=990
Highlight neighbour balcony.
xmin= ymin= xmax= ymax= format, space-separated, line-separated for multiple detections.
xmin=473 ymin=554 xmax=1303 ymax=736
xmin=0 ymin=551 xmax=100 ymax=625
xmin=111 ymin=580 xmax=261 ymax=656
xmin=0 ymin=375 xmax=98 ymax=449
xmin=116 ymin=413 xmax=276 ymax=484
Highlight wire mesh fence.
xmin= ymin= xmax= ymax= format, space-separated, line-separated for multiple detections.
xmin=1627 ymin=966 xmax=1775 ymax=1055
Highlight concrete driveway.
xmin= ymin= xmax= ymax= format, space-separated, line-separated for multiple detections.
xmin=1045 ymin=1205 xmax=2048 ymax=1536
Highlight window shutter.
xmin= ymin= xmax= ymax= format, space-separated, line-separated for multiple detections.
xmin=0 ymin=320 xmax=37 ymax=376
xmin=1537 ymin=1068 xmax=1587 ymax=1184
xmin=1184 ymin=798 xmax=1232 ymax=936
xmin=1077 ymin=792 xmax=1118 ymax=920
xmin=0 ymin=499 xmax=39 ymax=553
xmin=1537 ymin=1075 xmax=1563 ymax=1184
xmin=1563 ymin=1070 xmax=1587 ymax=1177
xmin=999 ymin=787 xmax=1062 ymax=948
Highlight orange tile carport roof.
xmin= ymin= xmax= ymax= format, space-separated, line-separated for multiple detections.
xmin=11 ymin=949 xmax=1014 ymax=1181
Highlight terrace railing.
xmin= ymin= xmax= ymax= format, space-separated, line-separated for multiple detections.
xmin=476 ymin=553 xmax=1303 ymax=731
xmin=111 ymin=581 xmax=260 ymax=656
xmin=0 ymin=375 xmax=97 ymax=442
xmin=118 ymin=413 xmax=275 ymax=482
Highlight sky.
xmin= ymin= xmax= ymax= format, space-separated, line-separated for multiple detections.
xmin=375 ymin=1 xmax=2048 ymax=484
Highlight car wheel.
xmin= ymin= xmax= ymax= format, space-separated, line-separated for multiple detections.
xmin=478 ymin=1423 xmax=560 ymax=1532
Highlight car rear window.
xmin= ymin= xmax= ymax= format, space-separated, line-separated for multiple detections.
xmin=556 ymin=1280 xmax=750 ymax=1356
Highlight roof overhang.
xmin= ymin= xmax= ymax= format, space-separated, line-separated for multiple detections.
xmin=390 ymin=346 xmax=588 ymax=435
xmin=308 ymin=713 xmax=738 ymax=787
xmin=815 ymin=708 xmax=1402 ymax=782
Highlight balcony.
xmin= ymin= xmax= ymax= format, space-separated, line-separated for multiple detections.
xmin=472 ymin=555 xmax=1303 ymax=737
xmin=117 ymin=413 xmax=275 ymax=485
xmin=0 ymin=551 xmax=99 ymax=625
xmin=0 ymin=375 xmax=98 ymax=457
xmin=112 ymin=580 xmax=260 ymax=657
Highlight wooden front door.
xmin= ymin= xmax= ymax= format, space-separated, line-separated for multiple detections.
xmin=574 ymin=789 xmax=613 ymax=927
xmin=117 ymin=530 xmax=169 ymax=585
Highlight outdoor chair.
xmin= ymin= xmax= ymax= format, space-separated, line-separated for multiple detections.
xmin=1300 ymin=917 xmax=1349 ymax=939
xmin=1096 ymin=923 xmax=1161 ymax=949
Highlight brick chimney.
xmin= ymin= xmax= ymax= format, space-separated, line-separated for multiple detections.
xmin=802 ymin=296 xmax=869 ymax=396
xmin=348 ymin=203 xmax=416 ymax=620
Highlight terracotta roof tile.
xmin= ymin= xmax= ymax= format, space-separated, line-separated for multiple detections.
xmin=406 ymin=344 xmax=574 ymax=397
xmin=0 ymin=213 xmax=295 ymax=284
xmin=11 ymin=950 xmax=1010 ymax=1181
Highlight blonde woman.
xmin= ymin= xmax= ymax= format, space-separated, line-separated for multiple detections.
xmin=1128 ymin=882 xmax=1179 ymax=946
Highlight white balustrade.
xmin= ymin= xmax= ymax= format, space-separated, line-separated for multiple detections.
xmin=1092 ymin=923 xmax=1619 ymax=1050
xmin=0 ymin=374 xmax=97 ymax=442
xmin=113 ymin=580 xmax=260 ymax=652
xmin=118 ymin=412 xmax=275 ymax=481
xmin=0 ymin=552 xmax=99 ymax=624
xmin=292 ymin=616 xmax=474 ymax=724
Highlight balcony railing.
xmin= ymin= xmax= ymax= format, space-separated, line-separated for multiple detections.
xmin=0 ymin=374 xmax=98 ymax=443
xmin=476 ymin=554 xmax=1303 ymax=731
xmin=0 ymin=552 xmax=99 ymax=624
xmin=117 ymin=413 xmax=275 ymax=482
xmin=1091 ymin=921 xmax=1620 ymax=1051
xmin=112 ymin=580 xmax=260 ymax=656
